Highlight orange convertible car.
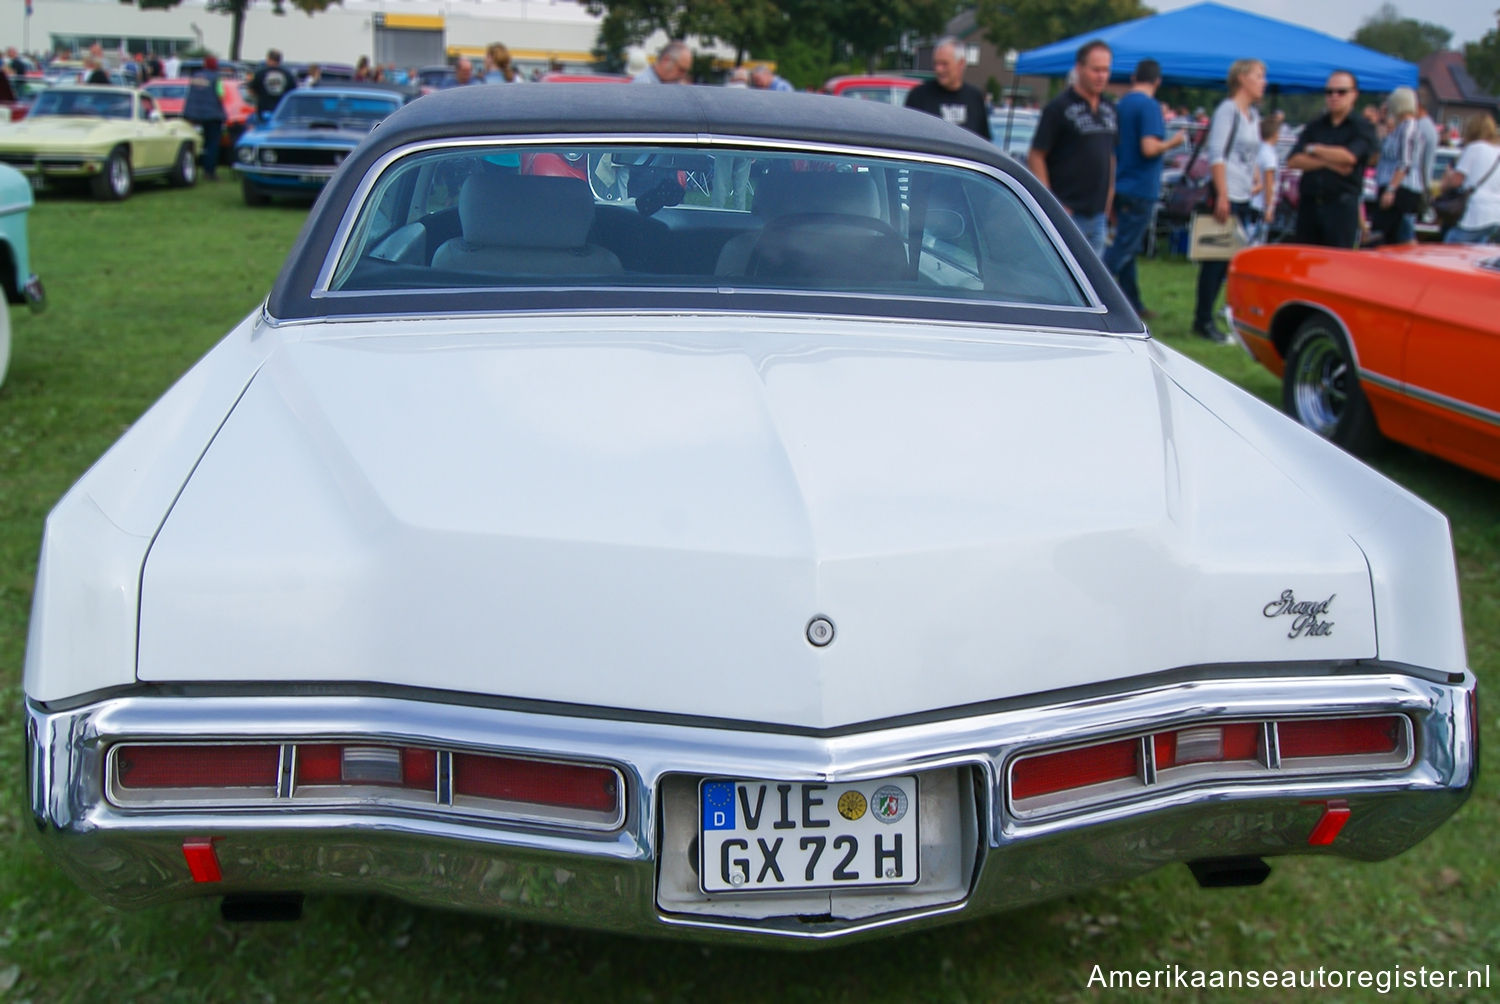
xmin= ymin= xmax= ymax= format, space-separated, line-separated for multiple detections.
xmin=1227 ymin=243 xmax=1500 ymax=481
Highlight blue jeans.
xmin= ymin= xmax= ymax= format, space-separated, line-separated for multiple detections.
xmin=192 ymin=119 xmax=222 ymax=178
xmin=1102 ymin=194 xmax=1153 ymax=311
xmin=1395 ymin=213 xmax=1416 ymax=243
xmin=1444 ymin=223 xmax=1500 ymax=244
xmin=1070 ymin=211 xmax=1108 ymax=258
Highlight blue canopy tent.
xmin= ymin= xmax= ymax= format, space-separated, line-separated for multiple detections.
xmin=1014 ymin=2 xmax=1417 ymax=93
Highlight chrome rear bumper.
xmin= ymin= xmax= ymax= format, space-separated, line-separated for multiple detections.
xmin=25 ymin=668 xmax=1476 ymax=945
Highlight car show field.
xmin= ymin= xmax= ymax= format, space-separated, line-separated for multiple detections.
xmin=1 ymin=139 xmax=1496 ymax=1001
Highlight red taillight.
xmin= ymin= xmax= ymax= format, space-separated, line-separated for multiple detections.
xmin=1010 ymin=739 xmax=1139 ymax=800
xmin=402 ymin=748 xmax=438 ymax=788
xmin=295 ymin=744 xmax=437 ymax=790
xmin=115 ymin=744 xmax=280 ymax=789
xmin=1279 ymin=716 xmax=1403 ymax=758
xmin=1153 ymin=723 xmax=1261 ymax=769
xmin=295 ymin=745 xmax=343 ymax=785
xmin=452 ymin=753 xmax=619 ymax=813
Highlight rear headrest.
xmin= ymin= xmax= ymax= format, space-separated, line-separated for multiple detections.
xmin=459 ymin=173 xmax=596 ymax=249
xmin=751 ymin=171 xmax=880 ymax=219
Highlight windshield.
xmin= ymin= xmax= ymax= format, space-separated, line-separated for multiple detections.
xmin=30 ymin=89 xmax=132 ymax=119
xmin=840 ymin=86 xmax=911 ymax=105
xmin=989 ymin=113 xmax=1037 ymax=155
xmin=144 ymin=83 xmax=188 ymax=100
xmin=273 ymin=92 xmax=401 ymax=129
xmin=328 ymin=143 xmax=1087 ymax=309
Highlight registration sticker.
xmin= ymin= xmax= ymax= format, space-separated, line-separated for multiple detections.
xmin=698 ymin=776 xmax=919 ymax=893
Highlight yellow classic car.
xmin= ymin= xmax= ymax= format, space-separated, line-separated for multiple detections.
xmin=0 ymin=85 xmax=201 ymax=200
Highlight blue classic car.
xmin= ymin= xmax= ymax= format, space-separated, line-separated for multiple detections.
xmin=233 ymin=86 xmax=405 ymax=206
xmin=0 ymin=162 xmax=45 ymax=388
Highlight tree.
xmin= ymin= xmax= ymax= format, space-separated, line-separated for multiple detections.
xmin=1465 ymin=11 xmax=1500 ymax=95
xmin=587 ymin=0 xmax=954 ymax=74
xmin=976 ymin=0 xmax=1153 ymax=57
xmin=588 ymin=0 xmax=789 ymax=69
xmin=705 ymin=0 xmax=797 ymax=65
xmin=123 ymin=0 xmax=342 ymax=62
xmin=822 ymin=0 xmax=958 ymax=72
xmin=1351 ymin=2 xmax=1451 ymax=64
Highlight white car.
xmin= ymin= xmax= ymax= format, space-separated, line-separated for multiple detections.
xmin=24 ymin=86 xmax=1475 ymax=943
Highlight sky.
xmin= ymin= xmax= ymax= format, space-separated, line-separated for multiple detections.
xmin=1149 ymin=0 xmax=1498 ymax=47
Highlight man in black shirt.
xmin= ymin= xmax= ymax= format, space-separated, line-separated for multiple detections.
xmin=905 ymin=37 xmax=991 ymax=140
xmin=1029 ymin=40 xmax=1117 ymax=256
xmin=1287 ymin=70 xmax=1378 ymax=248
xmin=249 ymin=48 xmax=298 ymax=117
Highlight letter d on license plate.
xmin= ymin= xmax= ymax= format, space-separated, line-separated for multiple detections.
xmin=698 ymin=777 xmax=919 ymax=893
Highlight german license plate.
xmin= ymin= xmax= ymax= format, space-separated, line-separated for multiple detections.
xmin=699 ymin=776 xmax=919 ymax=893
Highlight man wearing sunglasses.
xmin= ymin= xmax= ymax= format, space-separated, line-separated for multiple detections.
xmin=1286 ymin=70 xmax=1378 ymax=247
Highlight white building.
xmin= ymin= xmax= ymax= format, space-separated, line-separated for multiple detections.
xmin=9 ymin=0 xmax=623 ymax=76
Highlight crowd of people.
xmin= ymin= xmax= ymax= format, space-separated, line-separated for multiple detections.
xmin=994 ymin=39 xmax=1500 ymax=339
xmin=8 ymin=31 xmax=1499 ymax=282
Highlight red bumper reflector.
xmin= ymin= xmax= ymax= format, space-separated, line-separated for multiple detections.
xmin=452 ymin=753 xmax=619 ymax=812
xmin=1308 ymin=801 xmax=1351 ymax=845
xmin=116 ymin=744 xmax=280 ymax=789
xmin=1010 ymin=738 xmax=1139 ymax=800
xmin=182 ymin=838 xmax=222 ymax=883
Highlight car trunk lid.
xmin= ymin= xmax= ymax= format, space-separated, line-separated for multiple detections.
xmin=136 ymin=317 xmax=1378 ymax=729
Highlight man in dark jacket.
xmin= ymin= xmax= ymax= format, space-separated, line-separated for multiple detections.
xmin=905 ymin=37 xmax=990 ymax=139
xmin=249 ymin=48 xmax=297 ymax=117
xmin=1029 ymin=40 xmax=1118 ymax=256
xmin=1286 ymin=70 xmax=1378 ymax=247
xmin=184 ymin=56 xmax=227 ymax=180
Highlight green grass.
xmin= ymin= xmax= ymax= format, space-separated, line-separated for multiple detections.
xmin=2 ymin=185 xmax=1497 ymax=1002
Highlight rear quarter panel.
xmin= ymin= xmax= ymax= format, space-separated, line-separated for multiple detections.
xmin=1404 ymin=271 xmax=1500 ymax=478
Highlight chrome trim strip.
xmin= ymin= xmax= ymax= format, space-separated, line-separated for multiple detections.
xmin=262 ymin=306 xmax=1149 ymax=342
xmin=26 ymin=668 xmax=1474 ymax=942
xmin=309 ymin=133 xmax=1107 ymax=315
xmin=235 ymin=165 xmax=337 ymax=178
xmin=1263 ymin=721 xmax=1281 ymax=770
xmin=1364 ymin=368 xmax=1500 ymax=428
xmin=1230 ymin=316 xmax=1269 ymax=340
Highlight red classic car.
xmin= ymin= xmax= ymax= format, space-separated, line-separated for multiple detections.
xmin=1226 ymin=242 xmax=1500 ymax=480
xmin=143 ymin=77 xmax=255 ymax=149
xmin=820 ymin=74 xmax=919 ymax=104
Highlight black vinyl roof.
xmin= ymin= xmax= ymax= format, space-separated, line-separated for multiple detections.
xmin=369 ymin=84 xmax=1003 ymax=165
xmin=266 ymin=84 xmax=1134 ymax=330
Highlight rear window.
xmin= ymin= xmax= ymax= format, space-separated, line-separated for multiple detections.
xmin=327 ymin=143 xmax=1090 ymax=310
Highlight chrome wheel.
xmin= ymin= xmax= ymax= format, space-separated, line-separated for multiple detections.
xmin=169 ymin=144 xmax=197 ymax=187
xmin=92 ymin=148 xmax=132 ymax=200
xmin=1287 ymin=329 xmax=1346 ymax=437
xmin=109 ymin=153 xmax=130 ymax=197
xmin=1282 ymin=317 xmax=1381 ymax=454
